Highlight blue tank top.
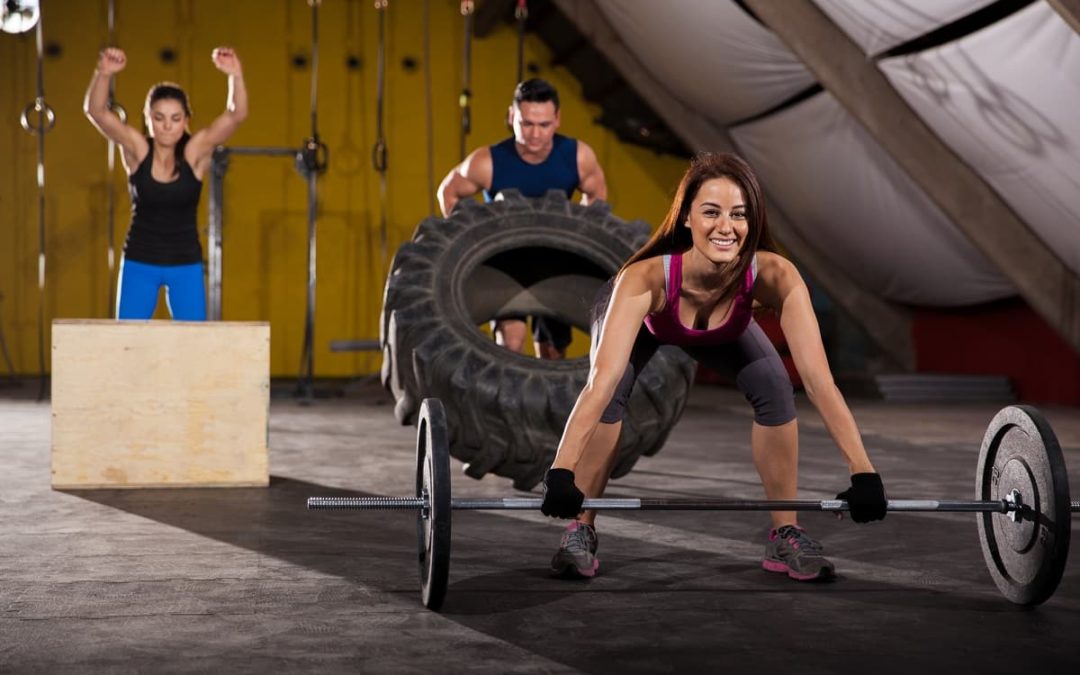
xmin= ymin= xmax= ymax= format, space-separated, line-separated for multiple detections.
xmin=484 ymin=134 xmax=580 ymax=201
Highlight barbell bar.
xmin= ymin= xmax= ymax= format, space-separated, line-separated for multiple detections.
xmin=307 ymin=399 xmax=1075 ymax=611
xmin=310 ymin=496 xmax=1078 ymax=513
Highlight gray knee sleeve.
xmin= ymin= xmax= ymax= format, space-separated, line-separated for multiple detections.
xmin=735 ymin=357 xmax=796 ymax=426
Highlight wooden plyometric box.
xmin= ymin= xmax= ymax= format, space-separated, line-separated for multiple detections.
xmin=51 ymin=320 xmax=270 ymax=489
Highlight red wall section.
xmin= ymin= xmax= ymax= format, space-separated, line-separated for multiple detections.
xmin=913 ymin=299 xmax=1080 ymax=405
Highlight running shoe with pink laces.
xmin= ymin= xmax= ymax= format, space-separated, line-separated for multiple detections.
xmin=762 ymin=524 xmax=835 ymax=581
xmin=550 ymin=520 xmax=600 ymax=578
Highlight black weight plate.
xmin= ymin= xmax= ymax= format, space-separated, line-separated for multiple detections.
xmin=976 ymin=405 xmax=1071 ymax=606
xmin=416 ymin=398 xmax=452 ymax=610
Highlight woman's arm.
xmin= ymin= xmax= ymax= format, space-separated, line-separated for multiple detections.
xmin=754 ymin=252 xmax=875 ymax=474
xmin=83 ymin=48 xmax=145 ymax=171
xmin=550 ymin=262 xmax=659 ymax=471
xmin=187 ymin=47 xmax=248 ymax=176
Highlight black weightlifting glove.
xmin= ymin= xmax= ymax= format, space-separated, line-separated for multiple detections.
xmin=541 ymin=468 xmax=585 ymax=519
xmin=836 ymin=473 xmax=887 ymax=523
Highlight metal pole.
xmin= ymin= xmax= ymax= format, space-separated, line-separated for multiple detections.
xmin=203 ymin=145 xmax=303 ymax=322
xmin=206 ymin=147 xmax=227 ymax=320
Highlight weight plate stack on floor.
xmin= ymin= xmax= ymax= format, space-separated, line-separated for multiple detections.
xmin=975 ymin=405 xmax=1072 ymax=606
xmin=416 ymin=398 xmax=451 ymax=611
xmin=381 ymin=190 xmax=696 ymax=490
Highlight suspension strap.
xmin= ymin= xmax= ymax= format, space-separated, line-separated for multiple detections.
xmin=297 ymin=0 xmax=324 ymax=402
xmin=373 ymin=0 xmax=389 ymax=263
xmin=18 ymin=8 xmax=54 ymax=400
xmin=515 ymin=0 xmax=528 ymax=84
xmin=105 ymin=0 xmax=118 ymax=313
xmin=422 ymin=0 xmax=436 ymax=216
xmin=459 ymin=0 xmax=474 ymax=161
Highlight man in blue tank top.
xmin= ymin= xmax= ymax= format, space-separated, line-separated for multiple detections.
xmin=438 ymin=79 xmax=607 ymax=359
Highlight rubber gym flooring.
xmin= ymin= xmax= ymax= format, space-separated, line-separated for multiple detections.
xmin=3 ymin=382 xmax=1079 ymax=673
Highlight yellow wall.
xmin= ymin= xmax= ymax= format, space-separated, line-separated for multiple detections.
xmin=0 ymin=0 xmax=687 ymax=376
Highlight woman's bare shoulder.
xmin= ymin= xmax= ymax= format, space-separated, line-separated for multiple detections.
xmin=617 ymin=256 xmax=667 ymax=312
xmin=620 ymin=256 xmax=666 ymax=287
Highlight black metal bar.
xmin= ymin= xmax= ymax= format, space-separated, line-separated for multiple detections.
xmin=329 ymin=340 xmax=380 ymax=352
xmin=223 ymin=146 xmax=297 ymax=156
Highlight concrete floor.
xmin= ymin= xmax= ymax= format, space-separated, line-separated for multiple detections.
xmin=2 ymin=381 xmax=1079 ymax=673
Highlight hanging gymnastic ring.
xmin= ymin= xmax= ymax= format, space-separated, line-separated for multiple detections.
xmin=109 ymin=101 xmax=127 ymax=124
xmin=372 ymin=138 xmax=388 ymax=174
xmin=19 ymin=98 xmax=55 ymax=135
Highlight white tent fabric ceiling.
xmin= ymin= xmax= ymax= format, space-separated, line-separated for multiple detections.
xmin=593 ymin=0 xmax=813 ymax=125
xmin=729 ymin=91 xmax=1014 ymax=306
xmin=813 ymin=0 xmax=999 ymax=56
xmin=593 ymin=0 xmax=1078 ymax=308
xmin=881 ymin=1 xmax=1080 ymax=278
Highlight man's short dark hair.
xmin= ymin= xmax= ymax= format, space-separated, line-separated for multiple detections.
xmin=513 ymin=78 xmax=560 ymax=111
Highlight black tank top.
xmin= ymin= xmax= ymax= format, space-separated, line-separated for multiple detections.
xmin=125 ymin=138 xmax=203 ymax=265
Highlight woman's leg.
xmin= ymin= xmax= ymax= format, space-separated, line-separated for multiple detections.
xmin=687 ymin=321 xmax=798 ymax=529
xmin=164 ymin=262 xmax=207 ymax=321
xmin=115 ymin=258 xmax=161 ymax=320
xmin=751 ymin=418 xmax=799 ymax=529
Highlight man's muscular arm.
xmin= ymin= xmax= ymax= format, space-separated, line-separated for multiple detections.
xmin=437 ymin=146 xmax=494 ymax=217
xmin=577 ymin=141 xmax=607 ymax=205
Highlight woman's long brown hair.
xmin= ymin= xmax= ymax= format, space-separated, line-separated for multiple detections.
xmin=620 ymin=152 xmax=777 ymax=300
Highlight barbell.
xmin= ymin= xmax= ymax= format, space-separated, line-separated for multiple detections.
xmin=307 ymin=399 xmax=1076 ymax=611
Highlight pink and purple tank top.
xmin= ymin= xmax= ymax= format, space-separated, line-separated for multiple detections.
xmin=643 ymin=252 xmax=758 ymax=347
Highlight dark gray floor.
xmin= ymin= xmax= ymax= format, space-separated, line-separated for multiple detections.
xmin=2 ymin=382 xmax=1079 ymax=673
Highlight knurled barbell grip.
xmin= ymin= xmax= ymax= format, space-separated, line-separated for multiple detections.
xmin=309 ymin=497 xmax=425 ymax=510
xmin=307 ymin=496 xmax=1050 ymax=513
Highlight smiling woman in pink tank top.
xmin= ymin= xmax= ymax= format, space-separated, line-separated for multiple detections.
xmin=539 ymin=153 xmax=888 ymax=583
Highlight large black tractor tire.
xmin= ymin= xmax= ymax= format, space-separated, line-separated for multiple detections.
xmin=380 ymin=190 xmax=696 ymax=490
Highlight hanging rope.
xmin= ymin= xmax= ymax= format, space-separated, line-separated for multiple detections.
xmin=309 ymin=0 xmax=320 ymax=144
xmin=18 ymin=6 xmax=54 ymax=400
xmin=372 ymin=0 xmax=389 ymax=264
xmin=515 ymin=0 xmax=528 ymax=84
xmin=458 ymin=0 xmax=474 ymax=161
xmin=422 ymin=0 xmax=435 ymax=217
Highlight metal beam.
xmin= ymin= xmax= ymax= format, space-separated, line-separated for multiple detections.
xmin=743 ymin=0 xmax=1080 ymax=353
xmin=553 ymin=0 xmax=915 ymax=370
xmin=1048 ymin=0 xmax=1080 ymax=35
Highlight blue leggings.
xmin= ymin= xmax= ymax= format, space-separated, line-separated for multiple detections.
xmin=116 ymin=258 xmax=207 ymax=321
